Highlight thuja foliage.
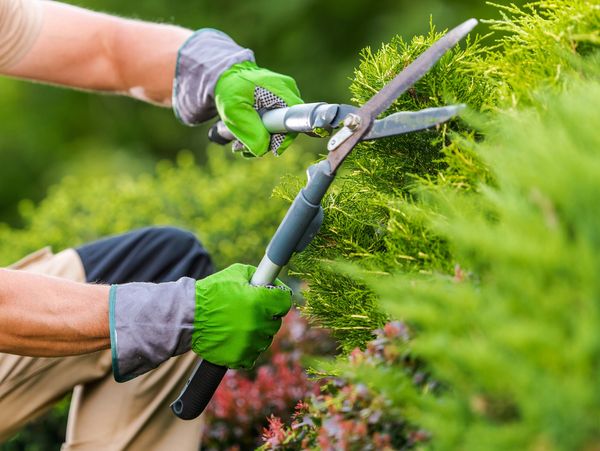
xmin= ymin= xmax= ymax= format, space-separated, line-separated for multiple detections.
xmin=316 ymin=77 xmax=600 ymax=450
xmin=266 ymin=0 xmax=600 ymax=449
xmin=290 ymin=0 xmax=600 ymax=352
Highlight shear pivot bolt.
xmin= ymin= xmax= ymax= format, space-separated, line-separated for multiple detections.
xmin=343 ymin=114 xmax=361 ymax=130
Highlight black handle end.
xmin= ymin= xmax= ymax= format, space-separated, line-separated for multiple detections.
xmin=170 ymin=359 xmax=228 ymax=420
xmin=208 ymin=122 xmax=234 ymax=145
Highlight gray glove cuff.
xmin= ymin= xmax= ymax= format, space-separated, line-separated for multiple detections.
xmin=172 ymin=29 xmax=255 ymax=125
xmin=109 ymin=277 xmax=196 ymax=382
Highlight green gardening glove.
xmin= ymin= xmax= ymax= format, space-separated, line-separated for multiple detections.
xmin=110 ymin=263 xmax=292 ymax=381
xmin=215 ymin=61 xmax=303 ymax=157
xmin=172 ymin=29 xmax=303 ymax=157
xmin=192 ymin=263 xmax=291 ymax=368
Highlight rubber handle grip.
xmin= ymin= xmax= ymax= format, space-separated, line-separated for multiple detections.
xmin=170 ymin=359 xmax=227 ymax=420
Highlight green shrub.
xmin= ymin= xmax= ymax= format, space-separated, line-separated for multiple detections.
xmin=290 ymin=0 xmax=600 ymax=352
xmin=313 ymin=75 xmax=600 ymax=451
xmin=262 ymin=0 xmax=600 ymax=449
xmin=0 ymin=148 xmax=308 ymax=268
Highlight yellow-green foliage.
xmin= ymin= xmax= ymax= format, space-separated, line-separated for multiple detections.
xmin=291 ymin=0 xmax=600 ymax=352
xmin=340 ymin=76 xmax=600 ymax=450
xmin=484 ymin=0 xmax=600 ymax=107
xmin=0 ymin=149 xmax=308 ymax=268
xmin=284 ymin=0 xmax=600 ymax=449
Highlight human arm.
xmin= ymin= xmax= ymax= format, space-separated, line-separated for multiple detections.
xmin=1 ymin=0 xmax=303 ymax=155
xmin=0 ymin=264 xmax=291 ymax=381
xmin=2 ymin=0 xmax=192 ymax=106
xmin=0 ymin=268 xmax=110 ymax=356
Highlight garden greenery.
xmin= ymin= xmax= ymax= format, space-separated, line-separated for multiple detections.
xmin=264 ymin=0 xmax=600 ymax=448
xmin=2 ymin=0 xmax=599 ymax=449
xmin=291 ymin=0 xmax=600 ymax=352
xmin=0 ymin=150 xmax=309 ymax=268
xmin=268 ymin=77 xmax=600 ymax=449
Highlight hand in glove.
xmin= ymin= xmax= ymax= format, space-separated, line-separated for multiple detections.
xmin=109 ymin=263 xmax=292 ymax=382
xmin=172 ymin=29 xmax=303 ymax=157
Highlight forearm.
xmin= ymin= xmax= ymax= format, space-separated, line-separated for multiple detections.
xmin=4 ymin=1 xmax=193 ymax=106
xmin=0 ymin=268 xmax=109 ymax=357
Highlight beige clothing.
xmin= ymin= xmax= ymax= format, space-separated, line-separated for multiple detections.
xmin=0 ymin=0 xmax=43 ymax=70
xmin=0 ymin=248 xmax=204 ymax=450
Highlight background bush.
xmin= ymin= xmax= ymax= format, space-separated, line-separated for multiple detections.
xmin=0 ymin=149 xmax=308 ymax=268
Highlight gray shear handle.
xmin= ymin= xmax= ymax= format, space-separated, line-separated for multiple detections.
xmin=170 ymin=359 xmax=227 ymax=420
xmin=207 ymin=103 xmax=339 ymax=144
xmin=171 ymin=160 xmax=334 ymax=421
xmin=208 ymin=121 xmax=235 ymax=145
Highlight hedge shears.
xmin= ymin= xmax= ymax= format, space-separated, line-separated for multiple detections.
xmin=171 ymin=18 xmax=478 ymax=420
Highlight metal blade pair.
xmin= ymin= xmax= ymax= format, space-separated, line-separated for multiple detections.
xmin=326 ymin=103 xmax=464 ymax=148
xmin=292 ymin=102 xmax=464 ymax=141
xmin=209 ymin=101 xmax=464 ymax=147
xmin=327 ymin=18 xmax=477 ymax=170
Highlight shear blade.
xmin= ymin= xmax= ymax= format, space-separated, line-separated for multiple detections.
xmin=362 ymin=104 xmax=465 ymax=141
xmin=327 ymin=18 xmax=477 ymax=170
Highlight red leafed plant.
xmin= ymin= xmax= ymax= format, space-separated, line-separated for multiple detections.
xmin=201 ymin=308 xmax=337 ymax=451
xmin=259 ymin=321 xmax=433 ymax=450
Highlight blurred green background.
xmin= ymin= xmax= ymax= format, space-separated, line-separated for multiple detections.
xmin=0 ymin=0 xmax=519 ymax=226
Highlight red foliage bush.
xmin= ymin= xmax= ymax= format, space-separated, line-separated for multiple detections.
xmin=202 ymin=313 xmax=432 ymax=450
xmin=201 ymin=308 xmax=336 ymax=450
xmin=259 ymin=321 xmax=433 ymax=450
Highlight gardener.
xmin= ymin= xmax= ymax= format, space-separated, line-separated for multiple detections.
xmin=0 ymin=0 xmax=302 ymax=449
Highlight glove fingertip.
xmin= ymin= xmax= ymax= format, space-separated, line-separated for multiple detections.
xmin=274 ymin=133 xmax=297 ymax=155
xmin=236 ymin=114 xmax=272 ymax=157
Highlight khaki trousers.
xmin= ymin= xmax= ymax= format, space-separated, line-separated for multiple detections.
xmin=0 ymin=247 xmax=204 ymax=450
